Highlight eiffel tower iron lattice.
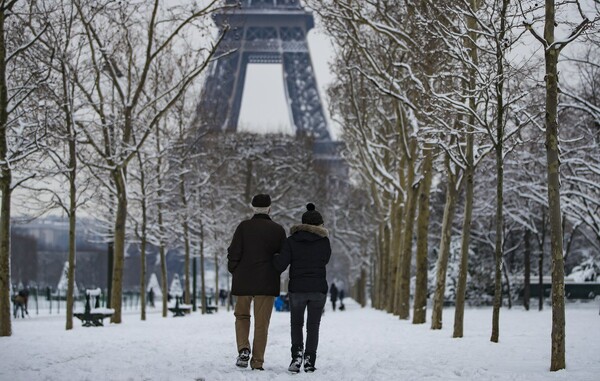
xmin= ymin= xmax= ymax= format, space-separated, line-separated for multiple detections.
xmin=194 ymin=0 xmax=332 ymax=143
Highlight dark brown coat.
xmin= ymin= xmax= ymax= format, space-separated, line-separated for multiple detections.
xmin=227 ymin=214 xmax=287 ymax=296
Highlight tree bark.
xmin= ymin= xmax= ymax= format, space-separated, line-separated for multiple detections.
xmin=182 ymin=194 xmax=191 ymax=307
xmin=154 ymin=126 xmax=168 ymax=318
xmin=65 ymin=119 xmax=77 ymax=331
xmin=431 ymin=166 xmax=458 ymax=330
xmin=159 ymin=243 xmax=167 ymax=317
xmin=490 ymin=0 xmax=509 ymax=343
xmin=110 ymin=168 xmax=128 ymax=323
xmin=390 ymin=197 xmax=404 ymax=314
xmin=413 ymin=146 xmax=434 ymax=324
xmin=139 ymin=235 xmax=147 ymax=321
xmin=59 ymin=50 xmax=78 ymax=330
xmin=359 ymin=267 xmax=367 ymax=307
xmin=0 ymin=7 xmax=12 ymax=337
xmin=136 ymin=150 xmax=148 ymax=321
xmin=524 ymin=229 xmax=531 ymax=311
xmin=398 ymin=140 xmax=419 ymax=319
xmin=543 ymin=0 xmax=565 ymax=370
xmin=379 ymin=222 xmax=391 ymax=310
xmin=200 ymin=222 xmax=206 ymax=315
xmin=453 ymin=152 xmax=474 ymax=337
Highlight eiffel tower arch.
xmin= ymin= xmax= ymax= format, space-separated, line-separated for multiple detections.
xmin=194 ymin=0 xmax=345 ymax=176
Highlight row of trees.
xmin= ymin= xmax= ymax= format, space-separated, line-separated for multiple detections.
xmin=0 ymin=0 xmax=371 ymax=337
xmin=311 ymin=0 xmax=599 ymax=372
xmin=1 ymin=0 xmax=598 ymax=373
xmin=0 ymin=0 xmax=235 ymax=334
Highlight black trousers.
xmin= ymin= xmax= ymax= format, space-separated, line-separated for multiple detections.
xmin=289 ymin=292 xmax=327 ymax=358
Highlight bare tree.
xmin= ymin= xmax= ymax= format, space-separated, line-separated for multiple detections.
xmin=522 ymin=0 xmax=596 ymax=370
xmin=66 ymin=0 xmax=229 ymax=323
xmin=0 ymin=0 xmax=48 ymax=336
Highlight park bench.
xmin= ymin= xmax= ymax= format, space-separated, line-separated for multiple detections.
xmin=205 ymin=305 xmax=218 ymax=314
xmin=168 ymin=296 xmax=192 ymax=317
xmin=74 ymin=288 xmax=114 ymax=327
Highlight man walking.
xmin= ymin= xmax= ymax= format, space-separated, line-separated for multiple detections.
xmin=228 ymin=194 xmax=287 ymax=371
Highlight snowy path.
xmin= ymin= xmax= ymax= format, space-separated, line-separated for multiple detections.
xmin=1 ymin=300 xmax=599 ymax=381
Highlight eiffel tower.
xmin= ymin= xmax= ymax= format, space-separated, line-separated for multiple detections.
xmin=194 ymin=0 xmax=344 ymax=173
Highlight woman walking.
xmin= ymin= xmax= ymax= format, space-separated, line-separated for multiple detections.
xmin=274 ymin=203 xmax=331 ymax=373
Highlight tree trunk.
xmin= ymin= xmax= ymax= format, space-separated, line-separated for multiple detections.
xmin=139 ymin=237 xmax=147 ymax=321
xmin=398 ymin=140 xmax=419 ymax=319
xmin=359 ymin=267 xmax=367 ymax=307
xmin=110 ymin=168 xmax=128 ymax=324
xmin=200 ymin=222 xmax=206 ymax=315
xmin=524 ymin=229 xmax=531 ymax=311
xmin=178 ymin=169 xmax=190 ymax=307
xmin=378 ymin=222 xmax=391 ymax=310
xmin=155 ymin=126 xmax=168 ymax=318
xmin=214 ymin=249 xmax=219 ymax=309
xmin=455 ymin=0 xmax=485 ymax=339
xmin=0 ymin=7 xmax=12 ymax=338
xmin=135 ymin=149 xmax=149 ymax=321
xmin=453 ymin=153 xmax=474 ymax=338
xmin=413 ymin=146 xmax=434 ymax=324
xmin=376 ymin=223 xmax=387 ymax=309
xmin=159 ymin=242 xmax=167 ymax=318
xmin=390 ymin=198 xmax=404 ymax=314
xmin=490 ymin=0 xmax=510 ymax=344
xmin=139 ymin=194 xmax=148 ymax=321
xmin=543 ymin=0 xmax=565 ymax=370
xmin=392 ymin=153 xmax=407 ymax=315
xmin=63 ymin=57 xmax=77 ymax=331
xmin=431 ymin=170 xmax=458 ymax=330
xmin=183 ymin=219 xmax=191 ymax=306
xmin=65 ymin=133 xmax=77 ymax=330
xmin=539 ymin=247 xmax=544 ymax=310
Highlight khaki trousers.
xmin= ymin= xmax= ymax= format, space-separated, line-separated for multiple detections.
xmin=234 ymin=295 xmax=275 ymax=368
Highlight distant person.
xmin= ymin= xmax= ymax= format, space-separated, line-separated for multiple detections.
xmin=148 ymin=287 xmax=155 ymax=307
xmin=274 ymin=203 xmax=332 ymax=373
xmin=228 ymin=194 xmax=287 ymax=371
xmin=329 ymin=283 xmax=338 ymax=311
xmin=12 ymin=289 xmax=29 ymax=318
xmin=219 ymin=289 xmax=228 ymax=307
xmin=207 ymin=288 xmax=214 ymax=306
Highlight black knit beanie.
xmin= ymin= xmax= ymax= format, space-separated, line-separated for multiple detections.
xmin=302 ymin=203 xmax=324 ymax=226
xmin=251 ymin=194 xmax=271 ymax=207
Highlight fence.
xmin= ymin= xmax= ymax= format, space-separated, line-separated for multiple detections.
xmin=14 ymin=287 xmax=221 ymax=316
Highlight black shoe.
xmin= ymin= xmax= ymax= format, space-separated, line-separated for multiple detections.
xmin=304 ymin=354 xmax=316 ymax=373
xmin=252 ymin=367 xmax=264 ymax=371
xmin=236 ymin=348 xmax=250 ymax=368
xmin=288 ymin=350 xmax=303 ymax=373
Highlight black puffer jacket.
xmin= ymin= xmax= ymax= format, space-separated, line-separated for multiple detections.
xmin=227 ymin=214 xmax=287 ymax=296
xmin=273 ymin=224 xmax=331 ymax=294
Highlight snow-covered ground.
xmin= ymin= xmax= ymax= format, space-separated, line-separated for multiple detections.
xmin=1 ymin=300 xmax=599 ymax=381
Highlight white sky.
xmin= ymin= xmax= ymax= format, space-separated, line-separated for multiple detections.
xmin=237 ymin=29 xmax=339 ymax=139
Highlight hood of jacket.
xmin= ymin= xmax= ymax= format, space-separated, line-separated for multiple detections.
xmin=290 ymin=224 xmax=329 ymax=242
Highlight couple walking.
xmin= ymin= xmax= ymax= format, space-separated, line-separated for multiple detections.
xmin=227 ymin=194 xmax=331 ymax=373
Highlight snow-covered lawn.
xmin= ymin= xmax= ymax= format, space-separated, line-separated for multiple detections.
xmin=1 ymin=300 xmax=599 ymax=381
